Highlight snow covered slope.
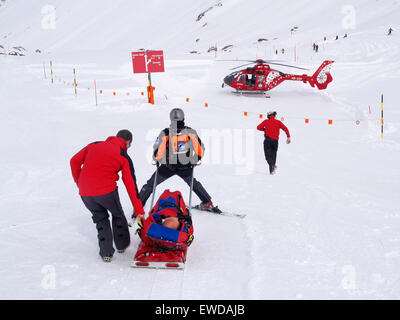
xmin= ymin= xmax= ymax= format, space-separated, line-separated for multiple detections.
xmin=1 ymin=0 xmax=400 ymax=299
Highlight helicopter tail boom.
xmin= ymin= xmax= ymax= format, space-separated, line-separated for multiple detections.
xmin=268 ymin=60 xmax=334 ymax=91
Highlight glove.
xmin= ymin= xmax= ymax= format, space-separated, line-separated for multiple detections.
xmin=194 ymin=160 xmax=202 ymax=167
xmin=286 ymin=137 xmax=291 ymax=144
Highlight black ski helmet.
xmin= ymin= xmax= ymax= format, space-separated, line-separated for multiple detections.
xmin=267 ymin=111 xmax=277 ymax=119
xmin=170 ymin=108 xmax=185 ymax=122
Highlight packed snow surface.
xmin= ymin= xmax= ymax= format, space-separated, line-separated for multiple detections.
xmin=0 ymin=0 xmax=400 ymax=299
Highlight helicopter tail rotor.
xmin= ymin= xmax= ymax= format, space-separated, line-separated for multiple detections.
xmin=308 ymin=60 xmax=335 ymax=90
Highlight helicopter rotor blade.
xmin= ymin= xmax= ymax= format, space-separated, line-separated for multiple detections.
xmin=219 ymin=59 xmax=310 ymax=71
xmin=230 ymin=63 xmax=254 ymax=70
xmin=264 ymin=62 xmax=310 ymax=71
xmin=217 ymin=60 xmax=257 ymax=62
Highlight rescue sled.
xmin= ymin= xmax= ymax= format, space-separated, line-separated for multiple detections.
xmin=131 ymin=189 xmax=194 ymax=270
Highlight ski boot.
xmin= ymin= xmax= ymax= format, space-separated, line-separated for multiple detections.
xmin=117 ymin=242 xmax=130 ymax=254
xmin=101 ymin=255 xmax=113 ymax=263
xmin=198 ymin=201 xmax=222 ymax=214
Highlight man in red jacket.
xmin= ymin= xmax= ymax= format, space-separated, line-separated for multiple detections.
xmin=70 ymin=129 xmax=144 ymax=262
xmin=257 ymin=111 xmax=291 ymax=175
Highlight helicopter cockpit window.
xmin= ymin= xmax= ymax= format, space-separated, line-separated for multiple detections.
xmin=224 ymin=71 xmax=240 ymax=85
xmin=237 ymin=74 xmax=246 ymax=82
xmin=229 ymin=71 xmax=240 ymax=77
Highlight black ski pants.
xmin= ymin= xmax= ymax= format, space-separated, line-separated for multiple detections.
xmin=263 ymin=136 xmax=279 ymax=173
xmin=139 ymin=165 xmax=212 ymax=206
xmin=81 ymin=189 xmax=130 ymax=258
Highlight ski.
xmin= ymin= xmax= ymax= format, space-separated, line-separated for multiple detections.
xmin=192 ymin=205 xmax=247 ymax=219
xmin=131 ymin=260 xmax=185 ymax=270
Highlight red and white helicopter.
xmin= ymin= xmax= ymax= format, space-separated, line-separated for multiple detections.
xmin=221 ymin=59 xmax=334 ymax=93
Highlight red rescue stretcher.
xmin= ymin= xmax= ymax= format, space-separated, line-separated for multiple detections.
xmin=131 ymin=189 xmax=194 ymax=269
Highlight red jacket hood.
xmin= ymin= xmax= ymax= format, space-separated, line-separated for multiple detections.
xmin=106 ymin=136 xmax=127 ymax=151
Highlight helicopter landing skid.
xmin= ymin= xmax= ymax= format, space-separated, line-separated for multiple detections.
xmin=233 ymin=90 xmax=271 ymax=98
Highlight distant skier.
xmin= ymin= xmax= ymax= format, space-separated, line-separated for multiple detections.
xmin=70 ymin=130 xmax=145 ymax=262
xmin=257 ymin=111 xmax=291 ymax=175
xmin=138 ymin=108 xmax=220 ymax=213
xmin=313 ymin=43 xmax=316 ymax=51
xmin=343 ymin=33 xmax=348 ymax=38
xmin=335 ymin=35 xmax=339 ymax=40
xmin=315 ymin=44 xmax=319 ymax=53
xmin=388 ymin=28 xmax=393 ymax=35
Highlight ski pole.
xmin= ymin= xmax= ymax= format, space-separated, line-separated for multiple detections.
xmin=188 ymin=166 xmax=195 ymax=215
xmin=149 ymin=162 xmax=159 ymax=211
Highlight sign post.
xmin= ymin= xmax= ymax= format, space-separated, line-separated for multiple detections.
xmin=131 ymin=50 xmax=165 ymax=104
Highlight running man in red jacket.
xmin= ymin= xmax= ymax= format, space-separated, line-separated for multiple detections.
xmin=257 ymin=111 xmax=291 ymax=175
xmin=70 ymin=130 xmax=144 ymax=262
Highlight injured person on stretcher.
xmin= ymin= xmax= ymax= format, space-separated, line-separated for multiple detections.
xmin=162 ymin=216 xmax=180 ymax=230
xmin=132 ymin=189 xmax=194 ymax=269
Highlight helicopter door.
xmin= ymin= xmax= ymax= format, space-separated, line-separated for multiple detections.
xmin=235 ymin=74 xmax=246 ymax=90
xmin=245 ymin=74 xmax=256 ymax=88
xmin=255 ymin=75 xmax=266 ymax=90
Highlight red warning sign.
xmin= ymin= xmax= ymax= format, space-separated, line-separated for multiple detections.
xmin=131 ymin=50 xmax=165 ymax=74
